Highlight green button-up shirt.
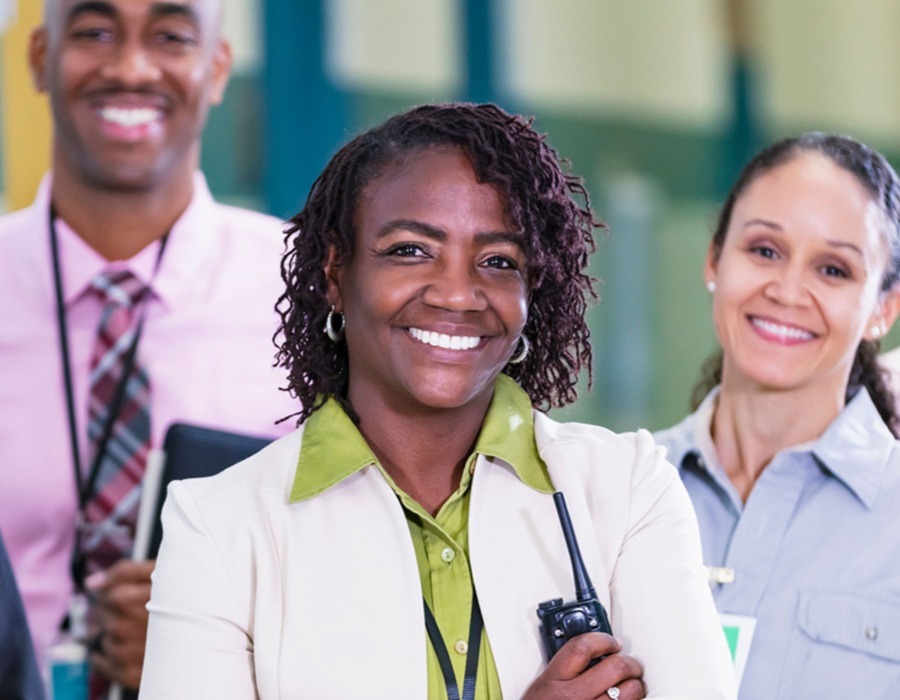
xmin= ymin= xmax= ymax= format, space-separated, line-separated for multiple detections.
xmin=289 ymin=375 xmax=553 ymax=699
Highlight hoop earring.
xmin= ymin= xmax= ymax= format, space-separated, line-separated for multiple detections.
xmin=325 ymin=305 xmax=345 ymax=342
xmin=508 ymin=335 xmax=530 ymax=365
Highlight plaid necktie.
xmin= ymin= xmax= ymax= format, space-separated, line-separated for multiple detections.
xmin=82 ymin=269 xmax=152 ymax=576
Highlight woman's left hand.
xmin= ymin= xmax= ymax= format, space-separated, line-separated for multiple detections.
xmin=522 ymin=632 xmax=646 ymax=699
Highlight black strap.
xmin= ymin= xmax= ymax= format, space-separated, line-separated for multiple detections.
xmin=48 ymin=205 xmax=169 ymax=590
xmin=423 ymin=592 xmax=483 ymax=700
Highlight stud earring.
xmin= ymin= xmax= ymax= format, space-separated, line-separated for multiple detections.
xmin=706 ymin=281 xmax=716 ymax=294
xmin=325 ymin=305 xmax=345 ymax=342
xmin=870 ymin=325 xmax=883 ymax=339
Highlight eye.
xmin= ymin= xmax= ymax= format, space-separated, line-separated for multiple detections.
xmin=821 ymin=264 xmax=849 ymax=279
xmin=749 ymin=244 xmax=779 ymax=260
xmin=383 ymin=243 xmax=429 ymax=258
xmin=70 ymin=26 xmax=116 ymax=43
xmin=153 ymin=28 xmax=199 ymax=48
xmin=482 ymin=254 xmax=518 ymax=270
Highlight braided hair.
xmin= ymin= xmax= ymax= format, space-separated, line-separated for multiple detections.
xmin=276 ymin=103 xmax=601 ymax=423
xmin=691 ymin=132 xmax=900 ymax=435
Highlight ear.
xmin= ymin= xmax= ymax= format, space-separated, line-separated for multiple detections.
xmin=28 ymin=27 xmax=49 ymax=93
xmin=206 ymin=39 xmax=233 ymax=106
xmin=704 ymin=241 xmax=718 ymax=290
xmin=323 ymin=244 xmax=344 ymax=311
xmin=865 ymin=287 xmax=900 ymax=342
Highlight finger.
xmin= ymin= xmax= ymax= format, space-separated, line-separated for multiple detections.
xmin=91 ymin=639 xmax=145 ymax=690
xmin=86 ymin=559 xmax=156 ymax=591
xmin=587 ymin=651 xmax=643 ymax=686
xmin=599 ymin=677 xmax=645 ymax=700
xmin=546 ymin=633 xmax=621 ymax=680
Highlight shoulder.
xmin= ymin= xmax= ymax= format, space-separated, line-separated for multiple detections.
xmin=0 ymin=204 xmax=42 ymax=246
xmin=168 ymin=428 xmax=304 ymax=523
xmin=651 ymin=411 xmax=697 ymax=467
xmin=534 ymin=412 xmax=678 ymax=490
xmin=210 ymin=201 xmax=286 ymax=241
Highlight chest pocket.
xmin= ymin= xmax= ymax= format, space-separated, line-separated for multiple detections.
xmin=798 ymin=590 xmax=900 ymax=662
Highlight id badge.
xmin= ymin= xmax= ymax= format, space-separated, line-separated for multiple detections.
xmin=719 ymin=613 xmax=756 ymax=689
xmin=47 ymin=593 xmax=90 ymax=700
xmin=47 ymin=641 xmax=88 ymax=700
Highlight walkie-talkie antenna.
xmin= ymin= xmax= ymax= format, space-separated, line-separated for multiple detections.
xmin=553 ymin=491 xmax=597 ymax=602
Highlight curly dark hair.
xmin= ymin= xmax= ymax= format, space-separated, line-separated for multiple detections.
xmin=691 ymin=132 xmax=900 ymax=435
xmin=275 ymin=103 xmax=601 ymax=423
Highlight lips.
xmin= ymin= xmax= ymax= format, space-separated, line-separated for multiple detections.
xmin=408 ymin=327 xmax=482 ymax=350
xmin=749 ymin=316 xmax=816 ymax=342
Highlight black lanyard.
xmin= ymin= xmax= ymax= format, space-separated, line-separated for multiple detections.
xmin=423 ymin=593 xmax=483 ymax=700
xmin=48 ymin=205 xmax=168 ymax=588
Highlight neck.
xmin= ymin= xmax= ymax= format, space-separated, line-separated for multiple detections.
xmin=351 ymin=393 xmax=492 ymax=517
xmin=50 ymin=162 xmax=196 ymax=262
xmin=712 ymin=375 xmax=845 ymax=501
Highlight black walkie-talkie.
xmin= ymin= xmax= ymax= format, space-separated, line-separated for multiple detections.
xmin=536 ymin=491 xmax=612 ymax=663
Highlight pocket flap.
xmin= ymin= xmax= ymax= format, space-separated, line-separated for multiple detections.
xmin=798 ymin=591 xmax=900 ymax=662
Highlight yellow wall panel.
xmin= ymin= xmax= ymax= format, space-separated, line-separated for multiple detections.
xmin=1 ymin=3 xmax=50 ymax=212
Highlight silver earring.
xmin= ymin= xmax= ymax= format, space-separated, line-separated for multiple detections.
xmin=706 ymin=281 xmax=716 ymax=294
xmin=508 ymin=335 xmax=530 ymax=365
xmin=325 ymin=305 xmax=345 ymax=342
xmin=871 ymin=325 xmax=882 ymax=339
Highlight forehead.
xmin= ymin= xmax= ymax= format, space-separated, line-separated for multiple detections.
xmin=46 ymin=0 xmax=221 ymax=29
xmin=359 ymin=148 xmax=509 ymax=222
xmin=733 ymin=153 xmax=890 ymax=257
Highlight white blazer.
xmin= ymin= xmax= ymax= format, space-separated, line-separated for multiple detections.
xmin=140 ymin=413 xmax=735 ymax=699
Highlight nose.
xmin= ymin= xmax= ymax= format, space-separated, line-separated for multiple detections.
xmin=421 ymin=260 xmax=488 ymax=312
xmin=100 ymin=39 xmax=162 ymax=86
xmin=764 ymin=263 xmax=811 ymax=306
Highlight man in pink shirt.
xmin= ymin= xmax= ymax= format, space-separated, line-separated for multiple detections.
xmin=0 ymin=0 xmax=296 ymax=692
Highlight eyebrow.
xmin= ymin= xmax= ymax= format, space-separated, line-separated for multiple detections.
xmin=66 ymin=1 xmax=199 ymax=25
xmin=742 ymin=218 xmax=864 ymax=257
xmin=376 ymin=219 xmax=522 ymax=247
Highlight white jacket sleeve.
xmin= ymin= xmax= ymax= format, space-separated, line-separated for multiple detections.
xmin=612 ymin=430 xmax=736 ymax=699
xmin=139 ymin=481 xmax=258 ymax=700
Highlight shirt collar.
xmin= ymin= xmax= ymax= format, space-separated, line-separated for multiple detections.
xmin=679 ymin=386 xmax=893 ymax=508
xmin=46 ymin=171 xmax=217 ymax=311
xmin=289 ymin=373 xmax=552 ymax=502
xmin=810 ymin=388 xmax=894 ymax=508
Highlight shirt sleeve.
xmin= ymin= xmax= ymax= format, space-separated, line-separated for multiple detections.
xmin=611 ymin=429 xmax=736 ymax=699
xmin=139 ymin=482 xmax=258 ymax=699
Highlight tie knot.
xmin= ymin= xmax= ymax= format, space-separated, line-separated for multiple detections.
xmin=90 ymin=269 xmax=146 ymax=308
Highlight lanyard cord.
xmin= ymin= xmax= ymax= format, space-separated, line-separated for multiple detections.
xmin=423 ymin=592 xmax=483 ymax=700
xmin=48 ymin=205 xmax=168 ymax=588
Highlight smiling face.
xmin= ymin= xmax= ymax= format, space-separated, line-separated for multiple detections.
xmin=30 ymin=0 xmax=231 ymax=192
xmin=707 ymin=152 xmax=899 ymax=398
xmin=326 ymin=147 xmax=529 ymax=417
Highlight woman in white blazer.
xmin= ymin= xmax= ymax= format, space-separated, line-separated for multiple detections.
xmin=140 ymin=103 xmax=735 ymax=700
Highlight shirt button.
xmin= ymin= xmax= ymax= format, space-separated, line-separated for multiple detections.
xmin=441 ymin=547 xmax=455 ymax=563
xmin=454 ymin=640 xmax=469 ymax=655
xmin=865 ymin=625 xmax=879 ymax=640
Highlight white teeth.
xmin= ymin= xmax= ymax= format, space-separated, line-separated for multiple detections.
xmin=101 ymin=107 xmax=160 ymax=127
xmin=752 ymin=317 xmax=815 ymax=341
xmin=409 ymin=328 xmax=480 ymax=350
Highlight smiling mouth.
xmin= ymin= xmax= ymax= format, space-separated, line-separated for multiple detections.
xmin=100 ymin=106 xmax=162 ymax=128
xmin=750 ymin=316 xmax=816 ymax=341
xmin=409 ymin=327 xmax=482 ymax=350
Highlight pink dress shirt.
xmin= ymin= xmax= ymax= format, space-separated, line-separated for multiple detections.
xmin=0 ymin=173 xmax=298 ymax=663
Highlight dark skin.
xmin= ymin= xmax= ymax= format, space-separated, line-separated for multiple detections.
xmin=29 ymin=0 xmax=231 ymax=688
xmin=325 ymin=148 xmax=645 ymax=698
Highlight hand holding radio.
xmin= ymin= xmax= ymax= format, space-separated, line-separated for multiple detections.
xmin=522 ymin=633 xmax=646 ymax=700
xmin=526 ymin=492 xmax=646 ymax=699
